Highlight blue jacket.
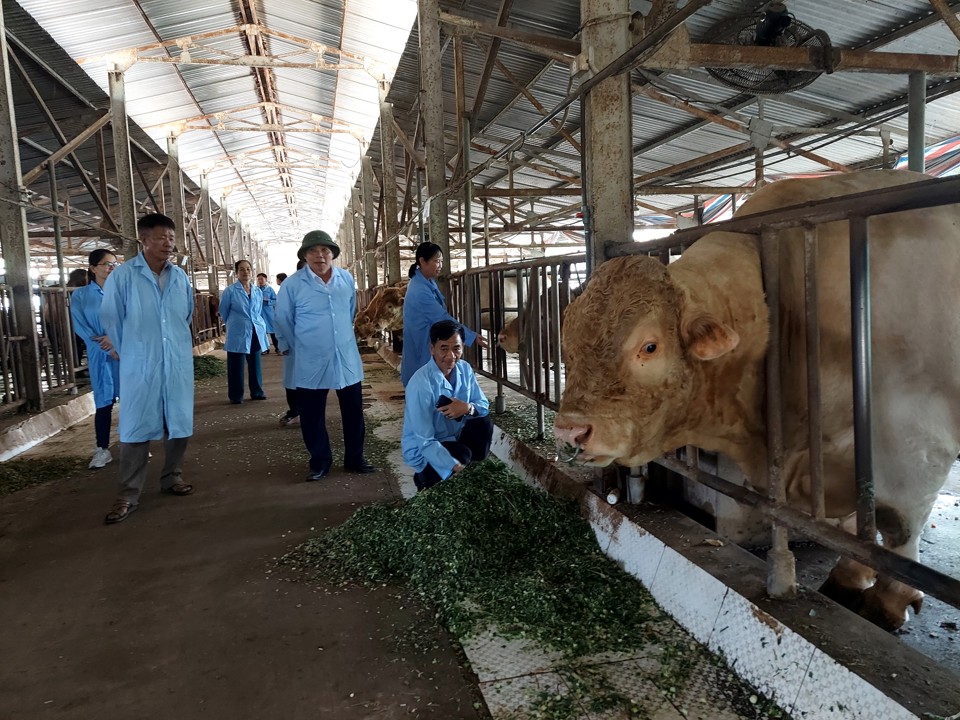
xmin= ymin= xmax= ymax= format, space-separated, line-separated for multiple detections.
xmin=259 ymin=284 xmax=277 ymax=333
xmin=220 ymin=281 xmax=268 ymax=354
xmin=274 ymin=265 xmax=363 ymax=390
xmin=70 ymin=282 xmax=120 ymax=409
xmin=399 ymin=269 xmax=478 ymax=385
xmin=401 ymin=358 xmax=489 ymax=479
xmin=100 ymin=253 xmax=195 ymax=442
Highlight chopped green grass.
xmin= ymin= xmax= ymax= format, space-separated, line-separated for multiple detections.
xmin=0 ymin=456 xmax=88 ymax=496
xmin=194 ymin=355 xmax=227 ymax=380
xmin=285 ymin=457 xmax=664 ymax=658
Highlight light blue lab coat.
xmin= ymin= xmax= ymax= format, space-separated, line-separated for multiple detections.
xmin=69 ymin=282 xmax=119 ymax=409
xmin=259 ymin=284 xmax=277 ymax=333
xmin=274 ymin=265 xmax=363 ymax=390
xmin=220 ymin=281 xmax=268 ymax=354
xmin=399 ymin=269 xmax=478 ymax=386
xmin=100 ymin=254 xmax=195 ymax=442
xmin=401 ymin=358 xmax=489 ymax=480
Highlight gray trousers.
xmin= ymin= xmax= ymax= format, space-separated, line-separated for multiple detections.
xmin=117 ymin=436 xmax=190 ymax=505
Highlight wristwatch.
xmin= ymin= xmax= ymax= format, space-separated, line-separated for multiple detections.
xmin=466 ymin=402 xmax=476 ymax=417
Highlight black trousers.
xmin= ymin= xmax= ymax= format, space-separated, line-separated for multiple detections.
xmin=283 ymin=388 xmax=299 ymax=419
xmin=227 ymin=332 xmax=264 ymax=402
xmin=417 ymin=416 xmax=494 ymax=490
xmin=297 ymin=382 xmax=365 ymax=472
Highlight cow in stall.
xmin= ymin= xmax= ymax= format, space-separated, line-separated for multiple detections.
xmin=354 ymin=280 xmax=408 ymax=339
xmin=553 ymin=170 xmax=960 ymax=631
xmin=354 ymin=275 xmax=521 ymax=339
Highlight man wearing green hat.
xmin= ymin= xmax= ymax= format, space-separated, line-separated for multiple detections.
xmin=274 ymin=230 xmax=376 ymax=480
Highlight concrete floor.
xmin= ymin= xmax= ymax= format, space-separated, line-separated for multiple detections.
xmin=0 ymin=351 xmax=487 ymax=720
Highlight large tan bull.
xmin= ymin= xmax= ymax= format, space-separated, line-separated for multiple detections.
xmin=553 ymin=170 xmax=960 ymax=631
xmin=354 ymin=281 xmax=408 ymax=339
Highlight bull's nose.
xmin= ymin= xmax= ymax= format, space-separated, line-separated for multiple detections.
xmin=554 ymin=423 xmax=591 ymax=448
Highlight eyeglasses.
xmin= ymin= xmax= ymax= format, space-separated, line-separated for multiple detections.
xmin=96 ymin=261 xmax=120 ymax=269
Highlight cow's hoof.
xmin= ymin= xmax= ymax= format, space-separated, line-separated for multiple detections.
xmin=818 ymin=576 xmax=865 ymax=612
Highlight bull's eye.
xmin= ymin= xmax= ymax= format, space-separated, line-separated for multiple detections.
xmin=640 ymin=342 xmax=657 ymax=356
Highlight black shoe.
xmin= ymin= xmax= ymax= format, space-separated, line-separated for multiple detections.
xmin=305 ymin=467 xmax=330 ymax=481
xmin=251 ymin=395 xmax=267 ymax=400
xmin=344 ymin=459 xmax=376 ymax=474
xmin=230 ymin=400 xmax=243 ymax=405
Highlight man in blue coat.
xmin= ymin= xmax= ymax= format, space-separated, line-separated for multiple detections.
xmin=274 ymin=230 xmax=375 ymax=480
xmin=401 ymin=319 xmax=492 ymax=491
xmin=101 ymin=213 xmax=196 ymax=524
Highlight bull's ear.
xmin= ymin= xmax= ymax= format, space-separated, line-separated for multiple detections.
xmin=682 ymin=314 xmax=739 ymax=361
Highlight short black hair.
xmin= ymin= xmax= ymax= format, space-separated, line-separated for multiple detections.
xmin=137 ymin=213 xmax=176 ymax=233
xmin=276 ymin=273 xmax=288 ymax=283
xmin=429 ymin=319 xmax=463 ymax=345
xmin=256 ymin=272 xmax=267 ymax=279
xmin=234 ymin=259 xmax=252 ymax=272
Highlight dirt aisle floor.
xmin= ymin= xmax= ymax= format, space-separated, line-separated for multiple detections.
xmin=0 ymin=351 xmax=487 ymax=720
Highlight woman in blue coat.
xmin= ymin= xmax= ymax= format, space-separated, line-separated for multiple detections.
xmin=70 ymin=248 xmax=121 ymax=469
xmin=220 ymin=259 xmax=268 ymax=403
xmin=256 ymin=272 xmax=278 ymax=352
xmin=399 ymin=242 xmax=487 ymax=385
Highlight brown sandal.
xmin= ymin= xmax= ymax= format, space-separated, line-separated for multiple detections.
xmin=104 ymin=501 xmax=136 ymax=524
xmin=161 ymin=482 xmax=193 ymax=496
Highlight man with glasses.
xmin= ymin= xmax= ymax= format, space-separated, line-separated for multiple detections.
xmin=401 ymin=319 xmax=492 ymax=491
xmin=101 ymin=213 xmax=195 ymax=524
xmin=275 ymin=230 xmax=376 ymax=481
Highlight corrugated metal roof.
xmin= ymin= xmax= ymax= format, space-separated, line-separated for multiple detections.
xmin=6 ymin=0 xmax=960 ymax=267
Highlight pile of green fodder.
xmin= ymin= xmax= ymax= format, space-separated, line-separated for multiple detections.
xmin=0 ymin=456 xmax=88 ymax=496
xmin=288 ymin=458 xmax=664 ymax=658
xmin=194 ymin=355 xmax=227 ymax=380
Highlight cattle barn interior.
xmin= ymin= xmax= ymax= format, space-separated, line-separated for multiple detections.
xmin=1 ymin=0 xmax=960 ymax=717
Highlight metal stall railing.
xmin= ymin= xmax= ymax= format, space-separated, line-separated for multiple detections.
xmin=0 ymin=284 xmax=28 ymax=409
xmin=601 ymin=174 xmax=960 ymax=613
xmin=192 ymin=292 xmax=222 ymax=346
xmin=448 ymin=255 xmax=585 ymax=438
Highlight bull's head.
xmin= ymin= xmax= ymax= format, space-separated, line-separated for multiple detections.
xmin=553 ymin=255 xmax=742 ymax=467
xmin=354 ymin=309 xmax=376 ymax=339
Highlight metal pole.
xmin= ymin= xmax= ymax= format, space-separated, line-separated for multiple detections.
xmin=850 ymin=216 xmax=877 ymax=542
xmin=908 ymin=72 xmax=926 ymax=173
xmin=803 ymin=226 xmax=825 ymax=519
xmin=418 ymin=0 xmax=449 ymax=260
xmin=361 ymin=156 xmax=378 ymax=289
xmin=166 ymin=135 xmax=188 ymax=274
xmin=220 ymin=197 xmax=233 ymax=284
xmin=201 ymin=174 xmax=218 ymax=297
xmin=760 ymin=227 xmax=797 ymax=599
xmin=462 ymin=115 xmax=473 ymax=270
xmin=0 ymin=9 xmax=43 ymax=410
xmin=351 ymin=188 xmax=366 ymax=290
xmin=380 ymin=92 xmax=401 ymax=284
xmin=49 ymin=161 xmax=66 ymax=288
xmin=416 ymin=168 xmax=426 ymax=246
xmin=108 ymin=69 xmax=138 ymax=260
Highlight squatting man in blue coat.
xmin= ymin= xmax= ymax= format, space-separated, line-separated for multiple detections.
xmin=275 ymin=230 xmax=376 ymax=480
xmin=401 ymin=319 xmax=493 ymax=491
xmin=101 ymin=213 xmax=196 ymax=524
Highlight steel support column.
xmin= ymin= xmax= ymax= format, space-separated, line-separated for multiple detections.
xmin=166 ymin=135 xmax=188 ymax=276
xmin=108 ymin=70 xmax=139 ymax=260
xmin=0 ymin=8 xmax=42 ymax=409
xmin=361 ymin=156 xmax=379 ymax=288
xmin=908 ymin=71 xmax=926 ymax=173
xmin=581 ymin=0 xmax=633 ymax=275
xmin=220 ymin=197 xmax=233 ymax=282
xmin=462 ymin=116 xmax=473 ymax=269
xmin=201 ymin=174 xmax=218 ymax=297
xmin=418 ymin=0 xmax=450 ymax=260
xmin=351 ymin=189 xmax=366 ymax=291
xmin=380 ymin=93 xmax=401 ymax=284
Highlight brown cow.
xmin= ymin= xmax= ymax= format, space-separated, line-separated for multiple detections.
xmin=554 ymin=170 xmax=960 ymax=631
xmin=354 ymin=280 xmax=408 ymax=339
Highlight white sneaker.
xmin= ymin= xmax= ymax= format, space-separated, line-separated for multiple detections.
xmin=89 ymin=447 xmax=113 ymax=469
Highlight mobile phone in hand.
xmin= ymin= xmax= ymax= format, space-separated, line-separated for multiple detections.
xmin=436 ymin=395 xmax=453 ymax=408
